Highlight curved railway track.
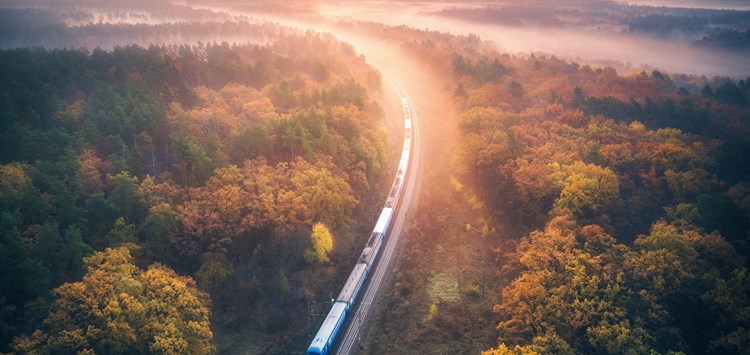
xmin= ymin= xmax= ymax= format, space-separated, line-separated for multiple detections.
xmin=334 ymin=72 xmax=422 ymax=355
xmin=306 ymin=69 xmax=422 ymax=355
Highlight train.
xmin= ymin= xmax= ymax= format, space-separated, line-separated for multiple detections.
xmin=306 ymin=98 xmax=413 ymax=355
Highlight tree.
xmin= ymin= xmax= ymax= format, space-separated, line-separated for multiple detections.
xmin=174 ymin=165 xmax=247 ymax=256
xmin=84 ymin=192 xmax=116 ymax=246
xmin=457 ymin=133 xmax=488 ymax=190
xmin=290 ymin=158 xmax=357 ymax=229
xmin=78 ymin=148 xmax=106 ymax=195
xmin=664 ymin=168 xmax=720 ymax=202
xmin=494 ymin=216 xmax=674 ymax=353
xmin=0 ymin=212 xmax=50 ymax=310
xmin=195 ymin=252 xmax=233 ymax=292
xmin=107 ymin=171 xmax=141 ymax=221
xmin=30 ymin=221 xmax=90 ymax=285
xmin=706 ymin=269 xmax=750 ymax=354
xmin=138 ymin=175 xmax=181 ymax=209
xmin=139 ymin=203 xmax=178 ymax=265
xmin=12 ymin=247 xmax=214 ymax=354
xmin=551 ymin=161 xmax=619 ymax=219
xmin=305 ymin=222 xmax=334 ymax=264
xmin=0 ymin=163 xmax=27 ymax=199
xmin=172 ymin=134 xmax=214 ymax=185
xmin=106 ymin=217 xmax=137 ymax=246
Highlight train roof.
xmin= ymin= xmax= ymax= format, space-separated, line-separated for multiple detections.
xmin=336 ymin=262 xmax=367 ymax=303
xmin=373 ymin=208 xmax=393 ymax=234
xmin=359 ymin=231 xmax=381 ymax=264
xmin=308 ymin=301 xmax=347 ymax=353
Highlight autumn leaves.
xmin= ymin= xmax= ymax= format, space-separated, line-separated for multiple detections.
xmin=13 ymin=247 xmax=214 ymax=354
xmin=0 ymin=30 xmax=389 ymax=351
xmin=147 ymin=158 xmax=356 ymax=259
xmin=443 ymin=38 xmax=750 ymax=353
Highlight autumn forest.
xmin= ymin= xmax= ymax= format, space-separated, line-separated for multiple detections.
xmin=1 ymin=1 xmax=750 ymax=354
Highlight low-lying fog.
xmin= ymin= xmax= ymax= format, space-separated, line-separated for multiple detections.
xmin=310 ymin=1 xmax=749 ymax=77
xmin=2 ymin=0 xmax=748 ymax=77
xmin=181 ymin=0 xmax=749 ymax=77
xmin=626 ymin=0 xmax=750 ymax=10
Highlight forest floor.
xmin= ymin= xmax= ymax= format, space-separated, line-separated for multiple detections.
xmin=360 ymin=166 xmax=507 ymax=354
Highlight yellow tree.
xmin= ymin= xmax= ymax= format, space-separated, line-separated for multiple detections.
xmin=0 ymin=163 xmax=27 ymax=198
xmin=290 ymin=158 xmax=358 ymax=230
xmin=306 ymin=222 xmax=334 ymax=264
xmin=241 ymin=157 xmax=287 ymax=229
xmin=174 ymin=165 xmax=247 ymax=255
xmin=551 ymin=161 xmax=619 ymax=218
xmin=494 ymin=216 xmax=658 ymax=354
xmin=482 ymin=344 xmax=538 ymax=355
xmin=12 ymin=247 xmax=214 ymax=354
xmin=456 ymin=133 xmax=488 ymax=190
xmin=138 ymin=175 xmax=182 ymax=209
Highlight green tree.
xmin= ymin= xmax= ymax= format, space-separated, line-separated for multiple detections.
xmin=0 ymin=212 xmax=50 ymax=309
xmin=108 ymin=171 xmax=141 ymax=221
xmin=139 ymin=203 xmax=178 ymax=265
xmin=84 ymin=192 xmax=116 ymax=245
xmin=195 ymin=252 xmax=233 ymax=292
xmin=31 ymin=221 xmax=90 ymax=284
xmin=106 ymin=217 xmax=137 ymax=246
xmin=173 ymin=134 xmax=215 ymax=185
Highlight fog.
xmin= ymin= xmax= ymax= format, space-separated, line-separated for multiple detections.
xmin=1 ymin=0 xmax=747 ymax=77
xmin=626 ymin=0 xmax=750 ymax=10
xmin=311 ymin=1 xmax=749 ymax=77
xmin=441 ymin=18 xmax=749 ymax=77
xmin=182 ymin=0 xmax=750 ymax=77
xmin=0 ymin=0 xmax=174 ymax=10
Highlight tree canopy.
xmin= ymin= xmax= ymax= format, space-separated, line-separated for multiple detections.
xmin=13 ymin=247 xmax=215 ymax=354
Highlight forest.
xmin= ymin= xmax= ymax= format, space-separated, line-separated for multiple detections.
xmin=434 ymin=1 xmax=750 ymax=52
xmin=2 ymin=2 xmax=750 ymax=354
xmin=0 ymin=8 xmax=286 ymax=50
xmin=335 ymin=20 xmax=750 ymax=354
xmin=0 ymin=24 xmax=391 ymax=353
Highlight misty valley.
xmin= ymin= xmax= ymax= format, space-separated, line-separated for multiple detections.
xmin=0 ymin=1 xmax=749 ymax=354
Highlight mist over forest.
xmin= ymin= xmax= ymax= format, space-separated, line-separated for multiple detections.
xmin=3 ymin=0 xmax=749 ymax=77
xmin=0 ymin=0 xmax=749 ymax=354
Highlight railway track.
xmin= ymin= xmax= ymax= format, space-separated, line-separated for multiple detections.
xmin=332 ymin=71 xmax=423 ymax=355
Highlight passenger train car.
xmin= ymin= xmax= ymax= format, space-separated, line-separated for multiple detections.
xmin=307 ymin=98 xmax=413 ymax=355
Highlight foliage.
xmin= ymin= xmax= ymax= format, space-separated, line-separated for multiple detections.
xmin=0 ymin=27 xmax=386 ymax=352
xmin=12 ymin=247 xmax=214 ymax=354
xmin=482 ymin=344 xmax=538 ymax=355
xmin=495 ymin=215 xmax=750 ymax=353
xmin=372 ymin=22 xmax=750 ymax=354
xmin=551 ymin=161 xmax=619 ymax=218
xmin=306 ymin=222 xmax=334 ymax=264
